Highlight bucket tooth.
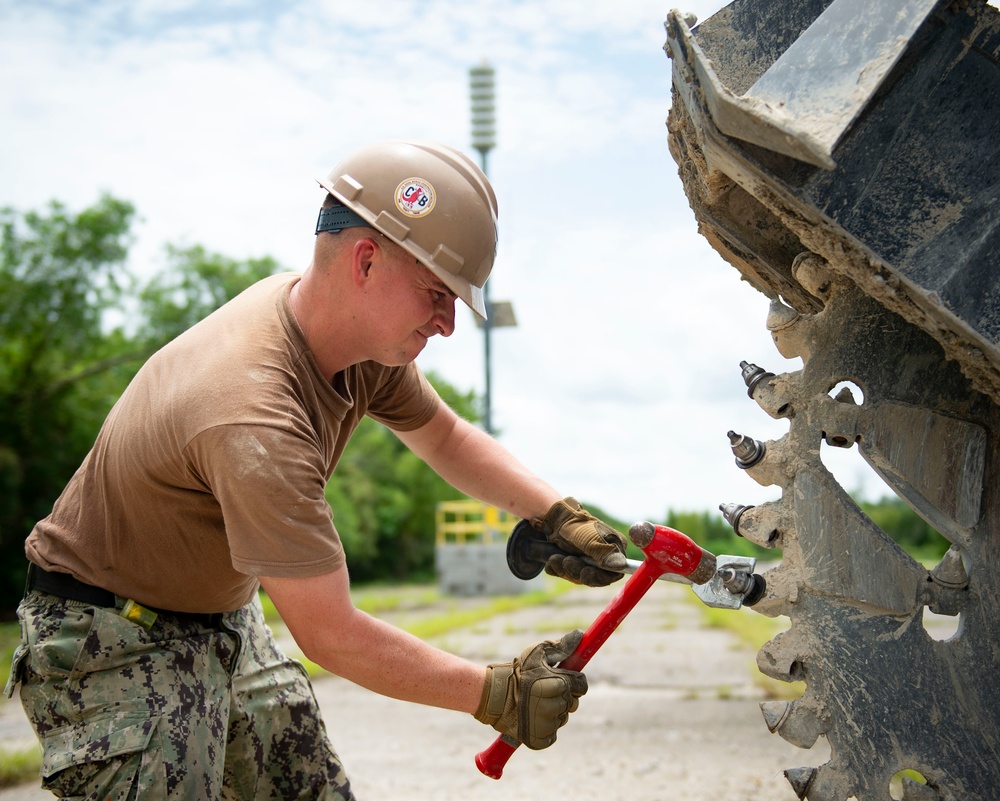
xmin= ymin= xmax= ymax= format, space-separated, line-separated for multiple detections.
xmin=784 ymin=766 xmax=816 ymax=799
xmin=762 ymin=698 xmax=827 ymax=749
xmin=930 ymin=545 xmax=969 ymax=590
xmin=760 ymin=700 xmax=790 ymax=733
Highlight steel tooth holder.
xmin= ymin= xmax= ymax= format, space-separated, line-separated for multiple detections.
xmin=728 ymin=430 xmax=766 ymax=469
xmin=739 ymin=360 xmax=776 ymax=399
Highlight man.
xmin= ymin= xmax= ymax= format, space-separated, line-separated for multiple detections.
xmin=6 ymin=140 xmax=628 ymax=799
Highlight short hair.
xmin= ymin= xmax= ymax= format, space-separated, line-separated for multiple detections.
xmin=313 ymin=197 xmax=408 ymax=268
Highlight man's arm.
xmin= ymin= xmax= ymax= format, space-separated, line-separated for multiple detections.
xmin=393 ymin=399 xmax=561 ymax=520
xmin=260 ymin=567 xmax=588 ymax=750
xmin=393 ymin=398 xmax=629 ymax=586
xmin=260 ymin=568 xmax=484 ymax=713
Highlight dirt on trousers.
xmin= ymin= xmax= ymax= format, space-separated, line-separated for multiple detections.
xmin=0 ymin=579 xmax=821 ymax=801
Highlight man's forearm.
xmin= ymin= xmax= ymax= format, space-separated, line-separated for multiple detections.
xmin=317 ymin=608 xmax=485 ymax=712
xmin=397 ymin=406 xmax=561 ymax=520
xmin=439 ymin=428 xmax=560 ymax=518
xmin=261 ymin=572 xmax=485 ymax=713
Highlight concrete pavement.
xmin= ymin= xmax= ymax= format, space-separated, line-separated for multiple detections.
xmin=0 ymin=579 xmax=813 ymax=800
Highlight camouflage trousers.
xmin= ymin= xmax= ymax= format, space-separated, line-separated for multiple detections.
xmin=5 ymin=590 xmax=356 ymax=800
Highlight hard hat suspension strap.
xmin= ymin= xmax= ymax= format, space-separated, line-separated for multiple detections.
xmin=315 ymin=204 xmax=370 ymax=235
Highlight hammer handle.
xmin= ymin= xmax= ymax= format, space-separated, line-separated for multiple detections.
xmin=475 ymin=558 xmax=666 ymax=779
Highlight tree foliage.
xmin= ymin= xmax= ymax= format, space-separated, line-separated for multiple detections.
xmin=326 ymin=377 xmax=481 ymax=582
xmin=662 ymin=509 xmax=774 ymax=562
xmin=858 ymin=496 xmax=949 ymax=560
xmin=662 ymin=495 xmax=949 ymax=566
xmin=0 ymin=195 xmax=955 ymax=619
xmin=0 ymin=194 xmax=482 ymax=612
xmin=1 ymin=196 xmax=138 ymax=612
xmin=0 ymin=197 xmax=276 ymax=615
xmin=136 ymin=244 xmax=281 ymax=347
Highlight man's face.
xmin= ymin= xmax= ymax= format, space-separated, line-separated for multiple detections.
xmin=366 ymin=244 xmax=457 ymax=366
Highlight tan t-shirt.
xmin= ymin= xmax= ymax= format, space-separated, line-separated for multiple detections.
xmin=25 ymin=273 xmax=439 ymax=612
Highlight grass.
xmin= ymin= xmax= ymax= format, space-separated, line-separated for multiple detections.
xmin=277 ymin=581 xmax=575 ymax=678
xmin=396 ymin=588 xmax=570 ymax=640
xmin=691 ymin=599 xmax=805 ymax=701
xmin=0 ymin=745 xmax=40 ymax=788
xmin=891 ymin=769 xmax=927 ymax=796
xmin=0 ymin=622 xmax=19 ymax=693
xmin=0 ymin=576 xmax=801 ymax=787
xmin=0 ymin=581 xmax=573 ymax=786
xmin=258 ymin=583 xmax=460 ymax=625
xmin=0 ymin=623 xmax=42 ymax=788
xmin=697 ymin=604 xmax=783 ymax=649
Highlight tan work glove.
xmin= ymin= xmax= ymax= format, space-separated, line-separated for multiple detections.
xmin=474 ymin=630 xmax=588 ymax=750
xmin=533 ymin=497 xmax=628 ymax=586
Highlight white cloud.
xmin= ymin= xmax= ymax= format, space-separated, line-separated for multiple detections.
xmin=1 ymin=0 xmax=900 ymax=522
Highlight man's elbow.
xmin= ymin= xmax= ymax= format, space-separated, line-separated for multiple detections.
xmin=282 ymin=610 xmax=363 ymax=678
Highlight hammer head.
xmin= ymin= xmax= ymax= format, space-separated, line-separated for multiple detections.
xmin=628 ymin=521 xmax=717 ymax=585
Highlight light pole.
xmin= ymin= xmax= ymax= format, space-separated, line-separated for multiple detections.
xmin=469 ymin=61 xmax=515 ymax=435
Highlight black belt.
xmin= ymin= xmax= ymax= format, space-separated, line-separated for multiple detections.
xmin=26 ymin=563 xmax=224 ymax=627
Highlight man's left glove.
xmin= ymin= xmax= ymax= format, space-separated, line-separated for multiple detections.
xmin=474 ymin=630 xmax=588 ymax=750
xmin=532 ymin=497 xmax=628 ymax=586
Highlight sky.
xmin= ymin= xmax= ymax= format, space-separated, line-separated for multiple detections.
xmin=0 ymin=0 xmax=899 ymax=524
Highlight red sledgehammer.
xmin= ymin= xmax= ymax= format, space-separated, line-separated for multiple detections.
xmin=475 ymin=520 xmax=717 ymax=779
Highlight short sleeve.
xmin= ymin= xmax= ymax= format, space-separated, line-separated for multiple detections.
xmin=364 ymin=362 xmax=439 ymax=432
xmin=187 ymin=424 xmax=346 ymax=578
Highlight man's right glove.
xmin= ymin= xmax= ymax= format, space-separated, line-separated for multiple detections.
xmin=533 ymin=497 xmax=629 ymax=586
xmin=473 ymin=630 xmax=588 ymax=750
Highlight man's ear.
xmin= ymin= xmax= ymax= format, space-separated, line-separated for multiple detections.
xmin=350 ymin=237 xmax=379 ymax=286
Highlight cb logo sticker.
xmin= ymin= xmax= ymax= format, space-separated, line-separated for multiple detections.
xmin=394 ymin=178 xmax=436 ymax=217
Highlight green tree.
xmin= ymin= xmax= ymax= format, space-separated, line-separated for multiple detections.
xmin=0 ymin=197 xmax=277 ymax=615
xmin=0 ymin=196 xmax=137 ymax=613
xmin=326 ymin=375 xmax=481 ymax=582
xmin=663 ymin=508 xmax=774 ymax=561
xmin=859 ymin=496 xmax=949 ymax=559
xmin=658 ymin=496 xmax=949 ymax=570
xmin=136 ymin=244 xmax=280 ymax=347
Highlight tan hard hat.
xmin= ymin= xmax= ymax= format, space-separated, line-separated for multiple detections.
xmin=318 ymin=140 xmax=498 ymax=318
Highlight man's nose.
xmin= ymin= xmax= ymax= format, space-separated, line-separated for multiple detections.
xmin=433 ymin=295 xmax=456 ymax=337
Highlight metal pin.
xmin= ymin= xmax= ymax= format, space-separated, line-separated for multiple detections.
xmin=719 ymin=501 xmax=753 ymax=536
xmin=728 ymin=430 xmax=766 ymax=469
xmin=739 ymin=360 xmax=776 ymax=398
xmin=718 ymin=567 xmax=767 ymax=606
